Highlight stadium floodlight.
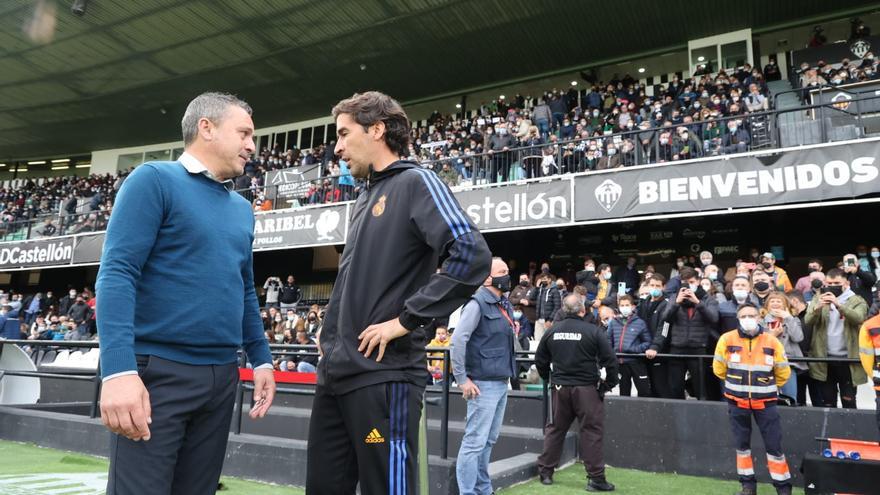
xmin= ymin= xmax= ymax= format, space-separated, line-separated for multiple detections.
xmin=71 ymin=0 xmax=89 ymax=16
xmin=75 ymin=163 xmax=91 ymax=168
xmin=52 ymin=165 xmax=68 ymax=171
xmin=455 ymin=103 xmax=461 ymax=108
xmin=0 ymin=164 xmax=5 ymax=167
xmin=638 ymin=67 xmax=646 ymax=73
xmin=570 ymin=81 xmax=578 ymax=86
xmin=51 ymin=158 xmax=69 ymax=163
xmin=27 ymin=160 xmax=45 ymax=165
xmin=697 ymin=56 xmax=705 ymax=62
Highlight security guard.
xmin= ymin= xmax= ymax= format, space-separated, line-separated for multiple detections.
xmin=535 ymin=294 xmax=618 ymax=492
xmin=858 ymin=313 xmax=880 ymax=436
xmin=713 ymin=303 xmax=792 ymax=495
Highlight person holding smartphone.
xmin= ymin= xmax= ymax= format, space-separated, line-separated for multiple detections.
xmin=655 ymin=267 xmax=720 ymax=400
xmin=805 ymin=268 xmax=869 ymax=408
xmin=841 ymin=253 xmax=877 ymax=305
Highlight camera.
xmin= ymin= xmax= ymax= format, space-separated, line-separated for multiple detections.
xmin=811 ymin=279 xmax=824 ymax=290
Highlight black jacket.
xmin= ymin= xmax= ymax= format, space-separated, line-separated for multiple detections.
xmin=532 ymin=283 xmax=562 ymax=320
xmin=639 ymin=297 xmax=671 ymax=351
xmin=657 ymin=292 xmax=720 ymax=350
xmin=535 ymin=315 xmax=619 ymax=387
xmin=318 ymin=161 xmax=491 ymax=394
xmin=279 ymin=283 xmax=301 ymax=305
xmin=847 ymin=269 xmax=876 ymax=306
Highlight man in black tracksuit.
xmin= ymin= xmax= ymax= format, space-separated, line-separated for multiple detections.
xmin=535 ymin=294 xmax=618 ymax=492
xmin=307 ymin=92 xmax=491 ymax=495
xmin=654 ymin=267 xmax=719 ymax=400
xmin=641 ymin=274 xmax=672 ymax=398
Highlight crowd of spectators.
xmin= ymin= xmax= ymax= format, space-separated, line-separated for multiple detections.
xmin=6 ymin=243 xmax=880 ymax=409
xmin=2 ymin=287 xmax=97 ymax=342
xmin=405 ymin=65 xmax=777 ymax=186
xmin=0 ymin=171 xmax=124 ymax=240
xmin=496 ymin=246 xmax=880 ymax=407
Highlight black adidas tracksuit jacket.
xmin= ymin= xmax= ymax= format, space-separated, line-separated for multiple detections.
xmin=317 ymin=160 xmax=492 ymax=394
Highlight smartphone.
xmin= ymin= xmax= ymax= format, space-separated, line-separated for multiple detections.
xmin=618 ymin=282 xmax=627 ymax=294
xmin=845 ymin=258 xmax=856 ymax=267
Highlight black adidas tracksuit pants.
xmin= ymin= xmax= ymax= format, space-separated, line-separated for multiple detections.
xmin=306 ymin=382 xmax=423 ymax=494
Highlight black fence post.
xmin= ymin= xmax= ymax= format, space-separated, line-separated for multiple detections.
xmin=234 ymin=352 xmax=248 ymax=435
xmin=90 ymin=361 xmax=101 ymax=419
xmin=440 ymin=348 xmax=451 ymax=460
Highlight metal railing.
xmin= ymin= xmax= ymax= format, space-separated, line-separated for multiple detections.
xmin=0 ymin=210 xmax=108 ymax=242
xmin=232 ymin=92 xmax=880 ymax=210
xmin=3 ymin=92 xmax=880 ymax=239
xmin=1 ymin=340 xmax=862 ymax=463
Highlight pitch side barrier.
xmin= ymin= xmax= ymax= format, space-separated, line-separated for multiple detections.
xmin=2 ymin=340 xmax=864 ymax=464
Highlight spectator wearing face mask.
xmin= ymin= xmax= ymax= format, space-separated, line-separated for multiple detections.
xmin=511 ymin=305 xmax=534 ymax=351
xmin=592 ymin=264 xmax=617 ymax=310
xmin=703 ymin=265 xmax=727 ymax=302
xmin=794 ymin=259 xmax=824 ymax=301
xmin=59 ymin=289 xmax=78 ymax=316
xmin=713 ymin=303 xmax=793 ymax=495
xmin=576 ymin=259 xmax=599 ymax=298
xmin=674 ymin=126 xmax=702 ymax=160
xmin=721 ymin=120 xmax=749 ymax=155
xmin=642 ymin=275 xmax=673 ymax=398
xmin=532 ymin=270 xmax=561 ymax=339
xmin=427 ymin=325 xmax=452 ymax=381
xmin=759 ymin=253 xmax=792 ymax=292
xmin=511 ymin=274 xmax=537 ymax=328
xmin=304 ymin=310 xmax=321 ymax=337
xmin=720 ymin=276 xmax=762 ymax=332
xmin=786 ymin=291 xmax=821 ymax=406
xmin=657 ymin=267 xmax=720 ymax=400
xmin=762 ymin=293 xmax=804 ymax=402
xmin=806 ymin=268 xmax=868 ymax=409
xmin=867 ymin=246 xmax=880 ymax=280
xmin=751 ymin=270 xmax=776 ymax=307
xmin=596 ymin=143 xmax=620 ymax=170
xmin=606 ymin=295 xmax=652 ymax=397
xmin=841 ymin=253 xmax=877 ymax=305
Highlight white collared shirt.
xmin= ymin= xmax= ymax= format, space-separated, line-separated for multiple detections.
xmin=178 ymin=152 xmax=236 ymax=191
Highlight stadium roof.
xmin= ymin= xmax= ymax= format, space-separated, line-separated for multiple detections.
xmin=1 ymin=0 xmax=877 ymax=160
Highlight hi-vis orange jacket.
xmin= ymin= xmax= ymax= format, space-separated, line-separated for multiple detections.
xmin=713 ymin=328 xmax=791 ymax=409
xmin=858 ymin=314 xmax=880 ymax=392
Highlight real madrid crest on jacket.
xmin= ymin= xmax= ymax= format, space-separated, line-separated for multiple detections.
xmin=318 ymin=160 xmax=491 ymax=394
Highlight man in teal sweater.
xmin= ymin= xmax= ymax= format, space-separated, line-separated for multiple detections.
xmin=96 ymin=92 xmax=275 ymax=495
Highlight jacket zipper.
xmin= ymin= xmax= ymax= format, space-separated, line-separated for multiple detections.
xmin=323 ymin=185 xmax=373 ymax=380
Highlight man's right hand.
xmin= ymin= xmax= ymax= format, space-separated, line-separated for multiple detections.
xmin=645 ymin=349 xmax=658 ymax=359
xmin=100 ymin=374 xmax=151 ymax=442
xmin=675 ymin=289 xmax=688 ymax=304
xmin=460 ymin=378 xmax=481 ymax=400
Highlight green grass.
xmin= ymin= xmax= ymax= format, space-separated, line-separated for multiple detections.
xmin=498 ymin=463 xmax=804 ymax=494
xmin=0 ymin=440 xmax=304 ymax=494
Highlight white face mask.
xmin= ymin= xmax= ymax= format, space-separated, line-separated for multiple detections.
xmin=733 ymin=289 xmax=749 ymax=302
xmin=739 ymin=317 xmax=759 ymax=335
xmin=619 ymin=306 xmax=633 ymax=317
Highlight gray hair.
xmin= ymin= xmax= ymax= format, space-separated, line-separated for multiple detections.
xmin=561 ymin=294 xmax=585 ymax=316
xmin=181 ymin=92 xmax=252 ymax=146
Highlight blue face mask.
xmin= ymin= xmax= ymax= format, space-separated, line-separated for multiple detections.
xmin=649 ymin=288 xmax=663 ymax=298
xmin=513 ymin=311 xmax=523 ymax=320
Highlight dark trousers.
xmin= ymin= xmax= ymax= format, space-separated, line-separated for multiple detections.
xmin=795 ymin=369 xmax=824 ymax=406
xmin=668 ymin=346 xmax=706 ymax=400
xmin=307 ymin=382 xmax=423 ymax=495
xmin=618 ymin=360 xmax=652 ymax=397
xmin=818 ymin=362 xmax=857 ymax=408
xmin=487 ymin=153 xmax=510 ymax=184
xmin=728 ymin=404 xmax=791 ymax=489
xmin=648 ymin=358 xmax=672 ymax=398
xmin=537 ymin=385 xmax=605 ymax=480
xmin=107 ymin=356 xmax=238 ymax=495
